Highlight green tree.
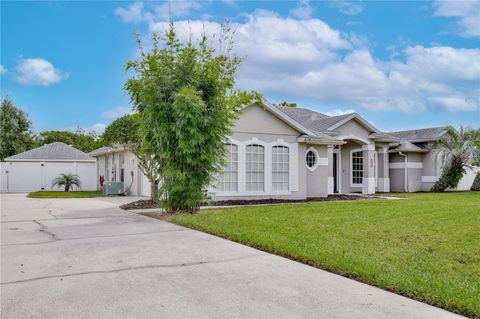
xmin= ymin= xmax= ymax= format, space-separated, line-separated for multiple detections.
xmin=278 ymin=101 xmax=297 ymax=107
xmin=101 ymin=113 xmax=161 ymax=201
xmin=52 ymin=173 xmax=81 ymax=191
xmin=37 ymin=129 xmax=101 ymax=153
xmin=125 ymin=22 xmax=259 ymax=212
xmin=431 ymin=126 xmax=480 ymax=191
xmin=0 ymin=97 xmax=36 ymax=161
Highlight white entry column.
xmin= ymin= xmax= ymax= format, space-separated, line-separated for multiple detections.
xmin=378 ymin=147 xmax=390 ymax=192
xmin=362 ymin=144 xmax=376 ymax=194
xmin=327 ymin=145 xmax=334 ymax=194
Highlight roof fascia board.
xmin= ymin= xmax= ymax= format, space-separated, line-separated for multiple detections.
xmin=255 ymin=100 xmax=317 ymax=136
xmin=327 ymin=113 xmax=379 ymax=132
xmin=89 ymin=146 xmax=128 ymax=157
xmin=297 ymin=136 xmax=345 ymax=145
xmin=5 ymin=159 xmax=96 ymax=162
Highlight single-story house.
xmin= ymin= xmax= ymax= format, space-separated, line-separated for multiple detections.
xmin=0 ymin=142 xmax=97 ymax=192
xmin=90 ymin=100 xmax=450 ymax=199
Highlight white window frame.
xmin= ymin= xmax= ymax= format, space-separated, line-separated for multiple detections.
xmin=272 ymin=145 xmax=289 ymax=192
xmin=217 ymin=143 xmax=239 ymax=192
xmin=306 ymin=147 xmax=319 ymax=171
xmin=213 ymin=138 xmax=298 ymax=196
xmin=350 ymin=148 xmax=363 ymax=187
xmin=246 ymin=144 xmax=265 ymax=192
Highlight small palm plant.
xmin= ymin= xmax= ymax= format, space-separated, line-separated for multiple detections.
xmin=432 ymin=126 xmax=479 ymax=192
xmin=52 ymin=173 xmax=82 ymax=192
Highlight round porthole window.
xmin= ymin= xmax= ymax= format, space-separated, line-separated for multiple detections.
xmin=306 ymin=149 xmax=317 ymax=169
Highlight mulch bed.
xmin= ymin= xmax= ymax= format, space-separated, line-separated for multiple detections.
xmin=205 ymin=194 xmax=375 ymax=206
xmin=120 ymin=199 xmax=158 ymax=210
xmin=121 ymin=194 xmax=375 ymax=210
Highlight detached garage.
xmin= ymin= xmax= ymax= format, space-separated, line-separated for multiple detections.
xmin=0 ymin=142 xmax=97 ymax=193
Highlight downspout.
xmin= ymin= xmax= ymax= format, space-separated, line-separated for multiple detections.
xmin=399 ymin=152 xmax=408 ymax=192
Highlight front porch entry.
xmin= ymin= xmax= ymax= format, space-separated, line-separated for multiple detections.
xmin=330 ymin=141 xmax=389 ymax=195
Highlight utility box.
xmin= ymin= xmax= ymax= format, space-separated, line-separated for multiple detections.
xmin=103 ymin=181 xmax=124 ymax=196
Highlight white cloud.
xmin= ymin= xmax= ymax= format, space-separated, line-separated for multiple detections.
xmin=433 ymin=0 xmax=480 ymax=37
xmin=154 ymin=0 xmax=201 ymax=20
xmin=329 ymin=0 xmax=364 ymax=15
xmin=102 ymin=106 xmax=133 ymax=119
xmin=290 ymin=0 xmax=314 ymax=19
xmin=150 ymin=10 xmax=350 ymax=75
xmin=428 ymin=96 xmax=479 ymax=112
xmin=115 ymin=2 xmax=146 ymax=22
xmin=123 ymin=9 xmax=480 ymax=114
xmin=325 ymin=109 xmax=356 ymax=116
xmin=0 ymin=65 xmax=7 ymax=75
xmin=14 ymin=58 xmax=68 ymax=86
xmin=115 ymin=1 xmax=201 ymax=22
xmin=87 ymin=123 xmax=107 ymax=135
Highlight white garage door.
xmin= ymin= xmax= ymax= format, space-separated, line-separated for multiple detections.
xmin=0 ymin=161 xmax=97 ymax=193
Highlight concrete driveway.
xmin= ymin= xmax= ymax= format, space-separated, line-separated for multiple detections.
xmin=1 ymin=194 xmax=463 ymax=319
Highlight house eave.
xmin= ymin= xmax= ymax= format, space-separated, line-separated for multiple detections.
xmin=388 ymin=149 xmax=429 ymax=153
xmin=253 ymin=99 xmax=318 ymax=136
xmin=4 ymin=159 xmax=96 ymax=162
xmin=89 ymin=145 xmax=128 ymax=157
xmin=297 ymin=135 xmax=345 ymax=145
xmin=326 ymin=112 xmax=379 ymax=133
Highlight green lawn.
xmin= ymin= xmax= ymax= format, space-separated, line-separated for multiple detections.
xmin=27 ymin=191 xmax=103 ymax=198
xmin=171 ymin=192 xmax=480 ymax=318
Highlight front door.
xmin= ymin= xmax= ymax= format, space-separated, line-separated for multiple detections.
xmin=333 ymin=152 xmax=339 ymax=193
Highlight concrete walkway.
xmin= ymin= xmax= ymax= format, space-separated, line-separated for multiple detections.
xmin=1 ymin=194 xmax=463 ymax=319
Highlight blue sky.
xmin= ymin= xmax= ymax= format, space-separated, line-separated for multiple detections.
xmin=1 ymin=0 xmax=479 ymax=134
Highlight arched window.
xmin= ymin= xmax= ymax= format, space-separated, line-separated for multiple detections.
xmin=306 ymin=149 xmax=317 ymax=169
xmin=351 ymin=150 xmax=363 ymax=186
xmin=272 ymin=146 xmax=289 ymax=191
xmin=246 ymin=144 xmax=264 ymax=191
xmin=218 ymin=144 xmax=238 ymax=191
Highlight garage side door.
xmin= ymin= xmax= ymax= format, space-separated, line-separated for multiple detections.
xmin=5 ymin=162 xmax=44 ymax=192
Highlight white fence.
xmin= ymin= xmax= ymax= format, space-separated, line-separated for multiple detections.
xmin=0 ymin=161 xmax=97 ymax=193
xmin=451 ymin=166 xmax=480 ymax=191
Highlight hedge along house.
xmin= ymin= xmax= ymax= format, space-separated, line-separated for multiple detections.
xmin=90 ymin=100 xmax=447 ymax=198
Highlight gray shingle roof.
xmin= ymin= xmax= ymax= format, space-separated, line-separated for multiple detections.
xmin=272 ymin=105 xmax=355 ymax=135
xmin=387 ymin=127 xmax=447 ymax=142
xmin=388 ymin=141 xmax=430 ymax=153
xmin=5 ymin=142 xmax=95 ymax=161
xmin=273 ymin=104 xmax=445 ymax=143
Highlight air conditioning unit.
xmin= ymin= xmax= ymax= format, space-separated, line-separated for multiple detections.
xmin=103 ymin=182 xmax=124 ymax=196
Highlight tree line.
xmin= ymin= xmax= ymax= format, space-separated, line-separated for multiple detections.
xmin=0 ymin=96 xmax=105 ymax=161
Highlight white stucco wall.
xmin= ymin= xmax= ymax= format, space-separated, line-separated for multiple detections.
xmin=211 ymin=103 xmax=315 ymax=200
xmin=95 ymin=149 xmax=150 ymax=196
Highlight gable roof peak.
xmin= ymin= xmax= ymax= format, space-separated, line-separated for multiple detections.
xmin=5 ymin=142 xmax=94 ymax=161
